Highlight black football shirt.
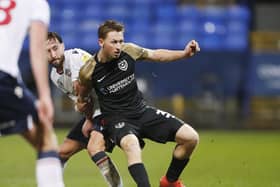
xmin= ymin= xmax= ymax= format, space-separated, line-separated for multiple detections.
xmin=90 ymin=43 xmax=149 ymax=118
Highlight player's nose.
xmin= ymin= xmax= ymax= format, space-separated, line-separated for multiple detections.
xmin=50 ymin=50 xmax=57 ymax=58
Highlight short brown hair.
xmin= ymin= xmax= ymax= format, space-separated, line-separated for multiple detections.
xmin=47 ymin=32 xmax=63 ymax=43
xmin=98 ymin=20 xmax=125 ymax=39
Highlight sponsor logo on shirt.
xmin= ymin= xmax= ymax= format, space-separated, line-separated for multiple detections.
xmin=106 ymin=74 xmax=135 ymax=93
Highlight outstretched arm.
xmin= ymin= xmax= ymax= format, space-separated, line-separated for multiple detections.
xmin=144 ymin=40 xmax=200 ymax=62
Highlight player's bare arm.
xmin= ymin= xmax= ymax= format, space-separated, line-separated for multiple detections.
xmin=76 ymin=57 xmax=96 ymax=119
xmin=30 ymin=21 xmax=54 ymax=126
xmin=144 ymin=40 xmax=200 ymax=62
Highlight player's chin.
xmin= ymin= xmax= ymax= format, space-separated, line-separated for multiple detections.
xmin=53 ymin=59 xmax=63 ymax=66
xmin=52 ymin=62 xmax=60 ymax=68
xmin=113 ymin=53 xmax=121 ymax=58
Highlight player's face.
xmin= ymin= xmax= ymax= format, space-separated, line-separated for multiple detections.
xmin=46 ymin=38 xmax=65 ymax=68
xmin=99 ymin=31 xmax=124 ymax=60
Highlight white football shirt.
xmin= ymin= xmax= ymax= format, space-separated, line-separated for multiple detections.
xmin=51 ymin=48 xmax=101 ymax=116
xmin=50 ymin=48 xmax=91 ymax=101
xmin=0 ymin=0 xmax=50 ymax=78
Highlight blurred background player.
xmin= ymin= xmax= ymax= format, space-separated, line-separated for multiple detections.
xmin=0 ymin=1 xmax=64 ymax=187
xmin=46 ymin=32 xmax=123 ymax=187
xmin=78 ymin=20 xmax=200 ymax=187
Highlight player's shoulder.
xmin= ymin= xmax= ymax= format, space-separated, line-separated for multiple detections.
xmin=122 ymin=42 xmax=141 ymax=50
xmin=121 ymin=43 xmax=148 ymax=60
xmin=24 ymin=0 xmax=50 ymax=25
xmin=79 ymin=55 xmax=97 ymax=87
xmin=21 ymin=0 xmax=48 ymax=7
xmin=64 ymin=48 xmax=92 ymax=63
xmin=65 ymin=48 xmax=91 ymax=58
xmin=31 ymin=0 xmax=49 ymax=6
xmin=65 ymin=48 xmax=83 ymax=55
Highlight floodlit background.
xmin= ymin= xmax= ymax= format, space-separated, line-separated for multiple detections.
xmin=2 ymin=0 xmax=280 ymax=186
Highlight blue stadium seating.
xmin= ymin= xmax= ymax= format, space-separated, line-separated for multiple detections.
xmin=155 ymin=5 xmax=178 ymax=22
xmin=62 ymin=33 xmax=78 ymax=49
xmin=83 ymin=4 xmax=104 ymax=19
xmin=177 ymin=5 xmax=199 ymax=21
xmin=80 ymin=32 xmax=99 ymax=51
xmin=47 ymin=1 xmax=250 ymax=51
xmin=103 ymin=5 xmax=129 ymax=23
xmin=178 ymin=20 xmax=198 ymax=34
xmin=228 ymin=5 xmax=250 ymax=22
xmin=224 ymin=34 xmax=248 ymax=51
xmin=130 ymin=5 xmax=151 ymax=21
xmin=127 ymin=33 xmax=150 ymax=47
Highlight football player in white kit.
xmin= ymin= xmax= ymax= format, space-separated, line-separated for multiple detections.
xmin=46 ymin=32 xmax=123 ymax=187
xmin=0 ymin=1 xmax=64 ymax=187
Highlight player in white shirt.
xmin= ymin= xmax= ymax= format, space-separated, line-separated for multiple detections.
xmin=0 ymin=1 xmax=64 ymax=187
xmin=46 ymin=32 xmax=123 ymax=187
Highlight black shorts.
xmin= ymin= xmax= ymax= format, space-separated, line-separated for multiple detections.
xmin=66 ymin=114 xmax=115 ymax=152
xmin=0 ymin=71 xmax=38 ymax=136
xmin=105 ymin=106 xmax=185 ymax=147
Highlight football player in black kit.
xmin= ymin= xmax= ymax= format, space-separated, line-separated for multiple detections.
xmin=77 ymin=20 xmax=200 ymax=187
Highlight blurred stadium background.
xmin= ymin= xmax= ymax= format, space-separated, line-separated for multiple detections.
xmin=20 ymin=0 xmax=280 ymax=129
xmin=2 ymin=0 xmax=280 ymax=186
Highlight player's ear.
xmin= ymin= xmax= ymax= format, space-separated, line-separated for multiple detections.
xmin=62 ymin=43 xmax=65 ymax=50
xmin=98 ymin=38 xmax=104 ymax=48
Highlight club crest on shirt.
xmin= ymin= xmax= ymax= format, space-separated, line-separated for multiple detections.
xmin=114 ymin=122 xmax=125 ymax=129
xmin=118 ymin=59 xmax=128 ymax=71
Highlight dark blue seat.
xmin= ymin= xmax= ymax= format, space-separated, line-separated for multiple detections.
xmin=103 ymin=5 xmax=129 ymax=23
xmin=227 ymin=5 xmax=250 ymax=22
xmin=155 ymin=5 xmax=178 ymax=22
xmin=62 ymin=33 xmax=78 ymax=49
xmin=224 ymin=34 xmax=248 ymax=51
xmin=83 ymin=4 xmax=104 ymax=20
xmin=81 ymin=35 xmax=99 ymax=51
xmin=200 ymin=34 xmax=224 ymax=51
xmin=127 ymin=33 xmax=150 ymax=47
xmin=177 ymin=5 xmax=199 ymax=21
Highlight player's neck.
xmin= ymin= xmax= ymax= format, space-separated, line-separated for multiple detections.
xmin=97 ymin=49 xmax=112 ymax=63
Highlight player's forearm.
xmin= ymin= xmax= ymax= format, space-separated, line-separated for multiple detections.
xmin=29 ymin=21 xmax=51 ymax=98
xmin=76 ymin=97 xmax=94 ymax=120
xmin=148 ymin=49 xmax=188 ymax=62
xmin=76 ymin=83 xmax=94 ymax=119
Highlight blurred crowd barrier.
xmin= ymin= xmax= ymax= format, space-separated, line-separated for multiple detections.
xmin=245 ymin=32 xmax=280 ymax=129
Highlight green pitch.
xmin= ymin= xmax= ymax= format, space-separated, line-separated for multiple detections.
xmin=0 ymin=130 xmax=279 ymax=187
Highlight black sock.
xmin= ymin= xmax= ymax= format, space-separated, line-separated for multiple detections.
xmin=166 ymin=156 xmax=190 ymax=182
xmin=91 ymin=151 xmax=108 ymax=165
xmin=128 ymin=163 xmax=150 ymax=187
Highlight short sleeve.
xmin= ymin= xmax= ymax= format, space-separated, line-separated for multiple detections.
xmin=122 ymin=43 xmax=149 ymax=61
xmin=31 ymin=0 xmax=50 ymax=25
xmin=70 ymin=49 xmax=92 ymax=82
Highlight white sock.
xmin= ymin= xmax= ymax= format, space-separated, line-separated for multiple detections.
xmin=36 ymin=153 xmax=64 ymax=187
xmin=92 ymin=151 xmax=123 ymax=187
